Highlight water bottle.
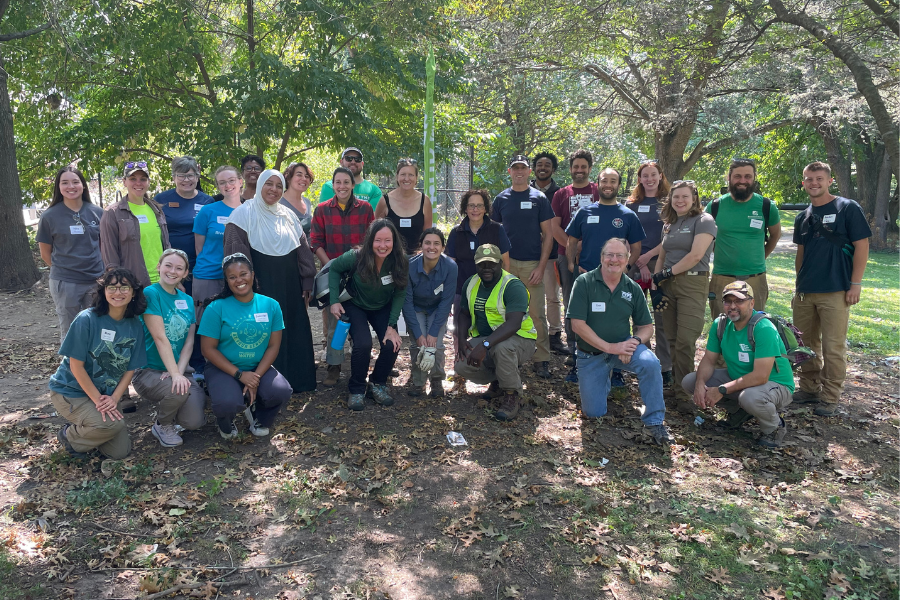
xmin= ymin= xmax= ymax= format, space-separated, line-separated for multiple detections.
xmin=330 ymin=315 xmax=351 ymax=350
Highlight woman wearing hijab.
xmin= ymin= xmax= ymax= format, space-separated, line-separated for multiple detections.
xmin=223 ymin=169 xmax=317 ymax=393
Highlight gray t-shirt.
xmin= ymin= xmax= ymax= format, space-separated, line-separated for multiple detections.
xmin=36 ymin=202 xmax=106 ymax=283
xmin=661 ymin=212 xmax=717 ymax=271
xmin=279 ymin=197 xmax=312 ymax=236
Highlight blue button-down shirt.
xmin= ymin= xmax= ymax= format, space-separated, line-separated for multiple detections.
xmin=402 ymin=254 xmax=458 ymax=339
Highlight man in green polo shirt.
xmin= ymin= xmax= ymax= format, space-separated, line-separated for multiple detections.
xmin=318 ymin=147 xmax=384 ymax=211
xmin=682 ymin=281 xmax=795 ymax=448
xmin=567 ymin=238 xmax=674 ymax=446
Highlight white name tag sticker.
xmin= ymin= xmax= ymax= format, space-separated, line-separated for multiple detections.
xmin=749 ymin=218 xmax=764 ymax=229
xmin=100 ymin=329 xmax=116 ymax=342
xmin=136 ymin=215 xmax=150 ymax=224
xmin=381 ymin=275 xmax=393 ymax=285
xmin=216 ymin=216 xmax=229 ymax=224
xmin=587 ymin=215 xmax=600 ymax=224
xmin=638 ymin=205 xmax=651 ymax=213
xmin=399 ymin=218 xmax=412 ymax=228
xmin=591 ymin=302 xmax=606 ymax=312
xmin=194 ymin=203 xmax=204 ymax=211
xmin=823 ymin=214 xmax=836 ymax=224
xmin=520 ymin=201 xmax=532 ymax=209
xmin=254 ymin=313 xmax=269 ymax=323
xmin=69 ymin=225 xmax=85 ymax=235
xmin=434 ymin=283 xmax=444 ymax=295
xmin=174 ymin=299 xmax=189 ymax=310
xmin=738 ymin=351 xmax=750 ymax=363
xmin=469 ymin=241 xmax=475 ymax=250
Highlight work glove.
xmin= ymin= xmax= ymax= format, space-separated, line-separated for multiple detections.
xmin=417 ymin=346 xmax=436 ymax=372
xmin=650 ymin=289 xmax=670 ymax=312
xmin=652 ymin=267 xmax=674 ymax=287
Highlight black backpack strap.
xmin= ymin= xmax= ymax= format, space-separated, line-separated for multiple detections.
xmin=716 ymin=315 xmax=727 ymax=344
xmin=746 ymin=311 xmax=767 ymax=352
xmin=762 ymin=197 xmax=771 ymax=243
xmin=710 ymin=199 xmax=719 ymax=219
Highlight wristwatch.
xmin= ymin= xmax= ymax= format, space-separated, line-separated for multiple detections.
xmin=233 ymin=369 xmax=244 ymax=381
xmin=483 ymin=340 xmax=491 ymax=348
xmin=717 ymin=384 xmax=728 ymax=395
xmin=630 ymin=335 xmax=642 ymax=345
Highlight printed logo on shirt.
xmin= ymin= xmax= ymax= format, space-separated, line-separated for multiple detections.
xmin=231 ymin=315 xmax=269 ymax=350
xmin=621 ymin=291 xmax=633 ymax=301
xmin=740 ymin=343 xmax=751 ymax=352
xmin=612 ymin=218 xmax=624 ymax=228
xmin=164 ymin=310 xmax=191 ymax=343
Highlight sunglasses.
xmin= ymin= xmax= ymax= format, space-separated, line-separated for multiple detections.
xmin=125 ymin=161 xmax=147 ymax=169
xmin=222 ymin=252 xmax=250 ymax=267
xmin=672 ymin=180 xmax=697 ymax=186
xmin=343 ymin=156 xmax=363 ymax=163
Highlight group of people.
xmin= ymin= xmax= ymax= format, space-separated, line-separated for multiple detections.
xmin=37 ymin=146 xmax=870 ymax=459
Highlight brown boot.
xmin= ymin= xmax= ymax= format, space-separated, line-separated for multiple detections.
xmin=494 ymin=390 xmax=521 ymax=421
xmin=481 ymin=380 xmax=502 ymax=401
xmin=323 ymin=365 xmax=341 ymax=386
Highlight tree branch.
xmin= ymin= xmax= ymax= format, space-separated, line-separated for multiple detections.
xmin=695 ymin=118 xmax=799 ymax=160
xmin=124 ymin=148 xmax=174 ymax=163
xmin=0 ymin=22 xmax=51 ymax=42
xmin=860 ymin=0 xmax=900 ymax=37
xmin=582 ymin=63 xmax=651 ymax=121
xmin=193 ymin=53 xmax=217 ymax=105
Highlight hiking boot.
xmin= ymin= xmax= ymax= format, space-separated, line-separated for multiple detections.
xmin=218 ymin=420 xmax=238 ymax=440
xmin=672 ymin=398 xmax=696 ymax=415
xmin=661 ymin=370 xmax=674 ymax=387
xmin=118 ymin=396 xmax=137 ymax=413
xmin=532 ymin=361 xmax=551 ymax=379
xmin=564 ymin=366 xmax=578 ymax=383
xmin=757 ymin=417 xmax=788 ymax=448
xmin=151 ymin=421 xmax=183 ymax=447
xmin=244 ymin=406 xmax=270 ymax=437
xmin=494 ymin=391 xmax=521 ymax=421
xmin=814 ymin=403 xmax=840 ymax=417
xmin=723 ymin=408 xmax=753 ymax=430
xmin=481 ymin=381 xmax=502 ymax=401
xmin=407 ymin=385 xmax=425 ymax=397
xmin=57 ymin=424 xmax=88 ymax=459
xmin=564 ymin=353 xmax=575 ymax=367
xmin=366 ymin=383 xmax=395 ymax=406
xmin=645 ymin=423 xmax=674 ymax=446
xmin=663 ymin=387 xmax=677 ymax=399
xmin=323 ymin=365 xmax=341 ymax=386
xmin=550 ymin=333 xmax=568 ymax=355
xmin=610 ymin=369 xmax=626 ymax=388
xmin=347 ymin=393 xmax=365 ymax=411
xmin=429 ymin=379 xmax=445 ymax=398
xmin=792 ymin=389 xmax=820 ymax=404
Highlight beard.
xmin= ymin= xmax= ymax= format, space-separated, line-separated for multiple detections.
xmin=729 ymin=182 xmax=753 ymax=201
xmin=599 ymin=189 xmax=618 ymax=201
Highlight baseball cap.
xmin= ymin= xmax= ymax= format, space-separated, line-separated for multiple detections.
xmin=508 ymin=154 xmax=529 ymax=168
xmin=474 ymin=244 xmax=502 ymax=264
xmin=341 ymin=147 xmax=364 ymax=161
xmin=722 ymin=280 xmax=754 ymax=300
xmin=123 ymin=161 xmax=150 ymax=177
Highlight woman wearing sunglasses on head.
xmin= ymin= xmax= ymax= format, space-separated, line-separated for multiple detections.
xmin=374 ymin=158 xmax=432 ymax=255
xmin=37 ymin=167 xmax=106 ymax=340
xmin=50 ymin=268 xmax=148 ymax=460
xmin=280 ymin=162 xmax=315 ymax=236
xmin=100 ymin=161 xmax=171 ymax=288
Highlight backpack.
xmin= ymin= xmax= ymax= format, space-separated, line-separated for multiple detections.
xmin=710 ymin=196 xmax=772 ymax=242
xmin=312 ymin=252 xmax=358 ymax=310
xmin=716 ymin=311 xmax=815 ymax=372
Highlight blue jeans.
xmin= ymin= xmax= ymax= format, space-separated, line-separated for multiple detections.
xmin=575 ymin=344 xmax=666 ymax=425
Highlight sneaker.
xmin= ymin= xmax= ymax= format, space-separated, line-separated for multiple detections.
xmin=645 ymin=423 xmax=674 ymax=446
xmin=151 ymin=421 xmax=183 ymax=447
xmin=532 ymin=361 xmax=551 ymax=379
xmin=564 ymin=366 xmax=578 ymax=383
xmin=347 ymin=393 xmax=366 ymax=411
xmin=564 ymin=354 xmax=575 ymax=367
xmin=481 ymin=381 xmax=502 ymax=401
xmin=814 ymin=403 xmax=840 ymax=417
xmin=610 ymin=370 xmax=626 ymax=388
xmin=218 ymin=420 xmax=238 ymax=440
xmin=244 ymin=406 xmax=270 ymax=437
xmin=549 ymin=333 xmax=568 ymax=355
xmin=494 ymin=391 xmax=521 ymax=421
xmin=366 ymin=383 xmax=395 ymax=406
xmin=792 ymin=389 xmax=821 ymax=404
xmin=323 ymin=365 xmax=341 ymax=387
xmin=429 ymin=379 xmax=445 ymax=398
xmin=57 ymin=424 xmax=88 ymax=458
xmin=661 ymin=370 xmax=673 ymax=387
xmin=758 ymin=417 xmax=788 ymax=448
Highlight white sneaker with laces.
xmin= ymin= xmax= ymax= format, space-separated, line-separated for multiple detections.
xmin=244 ymin=406 xmax=270 ymax=437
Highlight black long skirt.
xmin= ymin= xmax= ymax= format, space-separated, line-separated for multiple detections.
xmin=250 ymin=248 xmax=317 ymax=393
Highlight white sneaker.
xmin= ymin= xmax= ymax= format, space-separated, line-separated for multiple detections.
xmin=218 ymin=421 xmax=238 ymax=440
xmin=151 ymin=421 xmax=183 ymax=447
xmin=244 ymin=406 xmax=270 ymax=437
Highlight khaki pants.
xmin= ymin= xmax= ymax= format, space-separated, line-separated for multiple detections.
xmin=407 ymin=311 xmax=447 ymax=387
xmin=709 ymin=272 xmax=769 ymax=319
xmin=132 ymin=368 xmax=207 ymax=429
xmin=660 ymin=273 xmax=709 ymax=400
xmin=51 ymin=392 xmax=132 ymax=459
xmin=556 ymin=255 xmax=576 ymax=352
xmin=543 ymin=261 xmax=562 ymax=335
xmin=507 ymin=259 xmax=550 ymax=362
xmin=682 ymin=369 xmax=792 ymax=433
xmin=454 ymin=335 xmax=536 ymax=391
xmin=792 ymin=291 xmax=849 ymax=404
xmin=49 ymin=279 xmax=97 ymax=341
xmin=627 ymin=259 xmax=671 ymax=371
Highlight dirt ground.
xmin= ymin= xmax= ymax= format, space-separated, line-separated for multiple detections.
xmin=0 ymin=278 xmax=898 ymax=600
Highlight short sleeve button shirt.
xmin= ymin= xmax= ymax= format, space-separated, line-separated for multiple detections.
xmin=566 ymin=271 xmax=651 ymax=353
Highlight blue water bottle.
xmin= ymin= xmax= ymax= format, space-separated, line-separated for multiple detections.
xmin=331 ymin=315 xmax=351 ymax=350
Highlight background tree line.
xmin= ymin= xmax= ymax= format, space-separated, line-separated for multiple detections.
xmin=1 ymin=0 xmax=896 ymax=289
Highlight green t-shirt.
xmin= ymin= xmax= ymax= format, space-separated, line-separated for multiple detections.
xmin=706 ymin=314 xmax=795 ymax=392
xmin=566 ymin=270 xmax=651 ymax=353
xmin=462 ymin=274 xmax=529 ymax=336
xmin=198 ymin=294 xmax=285 ymax=370
xmin=328 ymin=250 xmax=406 ymax=325
xmin=705 ymin=193 xmax=779 ymax=276
xmin=140 ymin=284 xmax=196 ymax=372
xmin=319 ymin=180 xmax=384 ymax=212
xmin=129 ymin=201 xmax=164 ymax=283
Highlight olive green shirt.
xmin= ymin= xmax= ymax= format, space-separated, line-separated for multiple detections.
xmin=328 ymin=250 xmax=406 ymax=325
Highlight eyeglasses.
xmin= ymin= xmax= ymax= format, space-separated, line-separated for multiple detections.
xmin=217 ymin=178 xmax=240 ymax=187
xmin=343 ymin=156 xmax=363 ymax=163
xmin=243 ymin=165 xmax=263 ymax=173
xmin=602 ymin=253 xmax=627 ymax=260
xmin=175 ymin=173 xmax=198 ymax=181
xmin=124 ymin=161 xmax=147 ymax=169
xmin=106 ymin=285 xmax=133 ymax=293
xmin=723 ymin=297 xmax=749 ymax=306
xmin=467 ymin=203 xmax=485 ymax=210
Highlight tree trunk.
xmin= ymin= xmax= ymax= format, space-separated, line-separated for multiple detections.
xmin=816 ymin=120 xmax=855 ymax=199
xmin=0 ymin=53 xmax=40 ymax=290
xmin=872 ymin=151 xmax=894 ymax=247
xmin=853 ymin=139 xmax=882 ymax=217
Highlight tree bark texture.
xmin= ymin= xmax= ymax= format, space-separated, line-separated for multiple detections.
xmin=872 ymin=151 xmax=894 ymax=246
xmin=816 ymin=121 xmax=855 ymax=200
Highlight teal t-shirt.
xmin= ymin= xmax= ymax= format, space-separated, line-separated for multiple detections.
xmin=141 ymin=284 xmax=196 ymax=371
xmin=706 ymin=314 xmax=795 ymax=392
xmin=462 ymin=274 xmax=529 ymax=337
xmin=319 ymin=180 xmax=384 ymax=212
xmin=705 ymin=193 xmax=779 ymax=276
xmin=49 ymin=308 xmax=147 ymax=398
xmin=198 ymin=294 xmax=285 ymax=370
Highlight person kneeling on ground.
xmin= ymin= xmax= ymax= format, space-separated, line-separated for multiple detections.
xmin=199 ymin=253 xmax=292 ymax=439
xmin=454 ymin=244 xmax=537 ymax=421
xmin=50 ymin=268 xmax=148 ymax=460
xmin=682 ymin=281 xmax=794 ymax=448
xmin=133 ymin=249 xmax=208 ymax=448
xmin=568 ymin=238 xmax=674 ymax=445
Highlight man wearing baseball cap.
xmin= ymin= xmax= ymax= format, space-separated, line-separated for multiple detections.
xmin=490 ymin=154 xmax=555 ymax=379
xmin=318 ymin=147 xmax=384 ymax=211
xmin=455 ymin=244 xmax=537 ymax=421
xmin=682 ymin=280 xmax=795 ymax=447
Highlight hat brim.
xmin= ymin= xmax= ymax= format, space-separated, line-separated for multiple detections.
xmin=474 ymin=256 xmax=501 ymax=264
xmin=722 ymin=292 xmax=751 ymax=300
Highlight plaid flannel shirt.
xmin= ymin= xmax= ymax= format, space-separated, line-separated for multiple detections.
xmin=310 ymin=197 xmax=375 ymax=260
